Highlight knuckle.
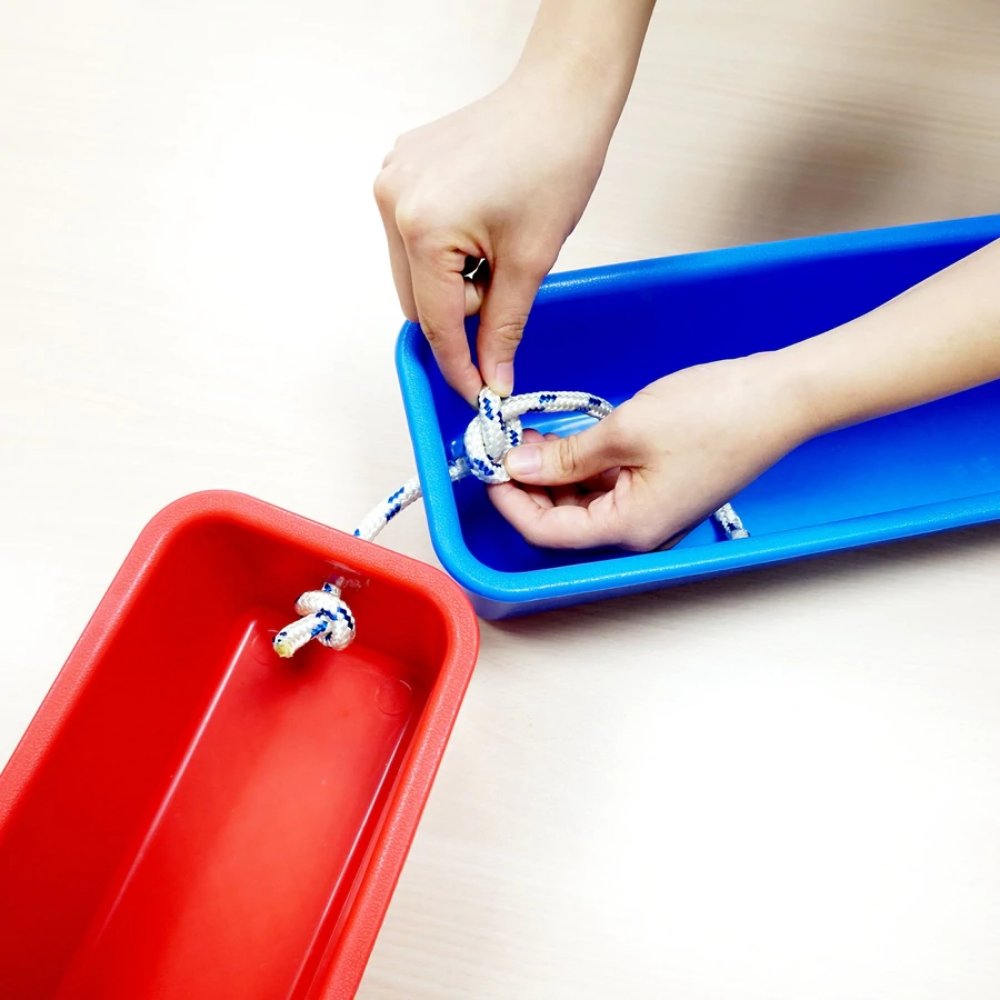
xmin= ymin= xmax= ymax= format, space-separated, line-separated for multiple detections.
xmin=394 ymin=195 xmax=447 ymax=245
xmin=402 ymin=216 xmax=445 ymax=248
xmin=380 ymin=143 xmax=398 ymax=169
xmin=512 ymin=248 xmax=552 ymax=280
xmin=381 ymin=132 xmax=413 ymax=167
xmin=517 ymin=520 xmax=543 ymax=545
xmin=394 ymin=202 xmax=428 ymax=242
xmin=422 ymin=324 xmax=462 ymax=352
xmin=555 ymin=435 xmax=581 ymax=480
xmin=372 ymin=168 xmax=397 ymax=209
xmin=486 ymin=316 xmax=527 ymax=349
xmin=519 ymin=514 xmax=551 ymax=548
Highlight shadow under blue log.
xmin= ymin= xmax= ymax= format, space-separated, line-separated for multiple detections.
xmin=396 ymin=214 xmax=1000 ymax=618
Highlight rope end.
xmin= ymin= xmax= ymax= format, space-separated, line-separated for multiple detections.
xmin=272 ymin=634 xmax=299 ymax=659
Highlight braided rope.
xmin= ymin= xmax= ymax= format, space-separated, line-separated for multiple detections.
xmin=272 ymin=388 xmax=749 ymax=658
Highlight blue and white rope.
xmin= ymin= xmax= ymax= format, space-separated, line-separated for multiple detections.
xmin=272 ymin=388 xmax=749 ymax=658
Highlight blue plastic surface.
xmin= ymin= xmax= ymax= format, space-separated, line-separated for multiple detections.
xmin=396 ymin=214 xmax=1000 ymax=619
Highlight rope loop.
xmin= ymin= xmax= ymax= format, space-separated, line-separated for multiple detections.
xmin=462 ymin=388 xmax=613 ymax=484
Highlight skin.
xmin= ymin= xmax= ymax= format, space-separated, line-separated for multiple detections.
xmin=377 ymin=1 xmax=1000 ymax=551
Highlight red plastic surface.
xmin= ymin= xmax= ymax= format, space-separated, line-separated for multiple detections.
xmin=0 ymin=491 xmax=478 ymax=999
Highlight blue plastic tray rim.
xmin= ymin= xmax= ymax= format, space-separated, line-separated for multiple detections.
xmin=396 ymin=213 xmax=1000 ymax=611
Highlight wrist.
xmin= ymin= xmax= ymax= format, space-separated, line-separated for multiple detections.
xmin=496 ymin=69 xmax=620 ymax=169
xmin=508 ymin=1 xmax=654 ymax=138
xmin=772 ymin=320 xmax=887 ymax=441
xmin=512 ymin=34 xmax=633 ymax=92
xmin=747 ymin=346 xmax=832 ymax=447
xmin=504 ymin=56 xmax=627 ymax=141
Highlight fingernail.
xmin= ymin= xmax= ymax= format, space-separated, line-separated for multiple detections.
xmin=491 ymin=361 xmax=514 ymax=397
xmin=505 ymin=444 xmax=541 ymax=477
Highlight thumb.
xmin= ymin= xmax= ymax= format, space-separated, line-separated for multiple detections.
xmin=477 ymin=258 xmax=546 ymax=396
xmin=504 ymin=418 xmax=623 ymax=486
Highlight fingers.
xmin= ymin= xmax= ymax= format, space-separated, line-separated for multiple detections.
xmin=503 ymin=416 xmax=629 ymax=487
xmin=491 ymin=417 xmax=666 ymax=548
xmin=374 ymin=168 xmax=481 ymax=404
xmin=490 ymin=464 xmax=678 ymax=551
xmin=403 ymin=245 xmax=482 ymax=404
xmin=488 ymin=482 xmax=627 ymax=549
xmin=476 ymin=257 xmax=546 ymax=396
xmin=490 ymin=422 xmax=634 ymax=548
xmin=530 ymin=432 xmax=588 ymax=507
xmin=373 ymin=177 xmax=417 ymax=321
xmin=376 ymin=165 xmax=544 ymax=403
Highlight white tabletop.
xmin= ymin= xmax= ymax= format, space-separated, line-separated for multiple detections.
xmin=3 ymin=3 xmax=999 ymax=997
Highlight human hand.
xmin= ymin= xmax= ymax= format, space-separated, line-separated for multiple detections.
xmin=488 ymin=353 xmax=813 ymax=550
xmin=374 ymin=73 xmax=612 ymax=403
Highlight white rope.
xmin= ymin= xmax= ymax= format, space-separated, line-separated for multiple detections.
xmin=272 ymin=388 xmax=750 ymax=658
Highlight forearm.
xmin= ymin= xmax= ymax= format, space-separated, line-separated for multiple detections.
xmin=782 ymin=238 xmax=1000 ymax=437
xmin=510 ymin=0 xmax=656 ymax=139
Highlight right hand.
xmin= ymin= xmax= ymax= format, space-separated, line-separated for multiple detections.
xmin=374 ymin=73 xmax=612 ymax=403
xmin=489 ymin=353 xmax=812 ymax=551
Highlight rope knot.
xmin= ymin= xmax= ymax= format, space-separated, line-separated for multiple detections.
xmin=273 ymin=582 xmax=355 ymax=658
xmin=462 ymin=388 xmax=612 ymax=485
